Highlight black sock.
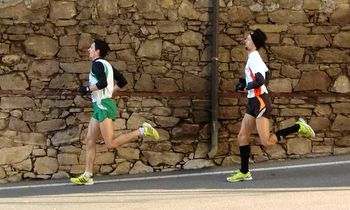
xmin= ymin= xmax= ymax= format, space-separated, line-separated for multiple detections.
xmin=239 ymin=145 xmax=250 ymax=174
xmin=275 ymin=124 xmax=300 ymax=141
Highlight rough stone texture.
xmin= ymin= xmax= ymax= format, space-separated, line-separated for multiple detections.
xmin=0 ymin=0 xmax=349 ymax=182
xmin=24 ymin=36 xmax=59 ymax=58
xmin=34 ymin=157 xmax=58 ymax=175
xmin=287 ymin=138 xmax=312 ymax=155
xmin=294 ymin=71 xmax=331 ymax=91
xmin=0 ymin=146 xmax=32 ymax=165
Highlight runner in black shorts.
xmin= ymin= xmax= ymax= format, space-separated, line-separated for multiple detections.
xmin=227 ymin=29 xmax=316 ymax=182
xmin=246 ymin=93 xmax=272 ymax=119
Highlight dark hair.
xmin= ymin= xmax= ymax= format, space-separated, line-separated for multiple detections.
xmin=94 ymin=39 xmax=110 ymax=58
xmin=250 ymin=28 xmax=267 ymax=50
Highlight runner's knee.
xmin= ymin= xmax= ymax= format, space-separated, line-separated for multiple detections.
xmin=237 ymin=133 xmax=249 ymax=145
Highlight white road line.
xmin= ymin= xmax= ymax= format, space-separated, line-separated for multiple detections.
xmin=1 ymin=159 xmax=350 ymax=191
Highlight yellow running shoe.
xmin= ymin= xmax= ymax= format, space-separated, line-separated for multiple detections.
xmin=295 ymin=118 xmax=315 ymax=138
xmin=70 ymin=174 xmax=94 ymax=185
xmin=142 ymin=122 xmax=160 ymax=140
xmin=226 ymin=170 xmax=253 ymax=182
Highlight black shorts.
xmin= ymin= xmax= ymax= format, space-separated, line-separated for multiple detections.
xmin=246 ymin=93 xmax=272 ymax=119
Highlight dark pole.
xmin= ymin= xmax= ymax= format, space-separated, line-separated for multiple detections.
xmin=208 ymin=0 xmax=218 ymax=158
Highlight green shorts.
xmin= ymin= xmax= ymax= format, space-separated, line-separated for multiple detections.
xmin=92 ymin=98 xmax=117 ymax=122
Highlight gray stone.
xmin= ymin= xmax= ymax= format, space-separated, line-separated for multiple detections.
xmin=135 ymin=74 xmax=154 ymax=91
xmin=183 ymin=73 xmax=208 ymax=92
xmin=303 ymin=0 xmax=321 ymax=10
xmin=218 ymin=107 xmax=240 ymax=120
xmin=37 ymin=119 xmax=66 ymax=133
xmin=127 ymin=113 xmax=147 ymax=130
xmin=52 ymin=171 xmax=70 ymax=179
xmin=178 ymin=0 xmax=199 ymax=20
xmin=0 ymin=1 xmax=47 ymax=22
xmin=8 ymin=117 xmax=30 ymax=132
xmin=158 ymin=21 xmax=185 ymax=33
xmin=49 ymin=1 xmax=76 ymax=20
xmin=114 ymin=161 xmax=132 ymax=175
xmin=155 ymin=116 xmax=180 ymax=128
xmin=49 ymin=73 xmax=78 ymax=90
xmin=271 ymin=46 xmax=305 ymax=63
xmin=24 ymin=36 xmax=59 ymax=58
xmin=335 ymin=136 xmax=350 ymax=147
xmin=2 ymin=54 xmax=21 ymax=65
xmin=135 ymin=0 xmax=164 ymax=19
xmin=231 ymin=46 xmax=247 ymax=62
xmin=142 ymin=99 xmax=163 ymax=107
xmin=333 ymin=32 xmax=350 ymax=48
xmin=316 ymin=49 xmax=349 ymax=63
xmin=294 ymin=71 xmax=331 ymax=91
xmin=175 ymin=31 xmax=203 ymax=46
xmin=119 ymin=0 xmax=134 ymax=7
xmin=97 ymin=0 xmax=118 ymax=18
xmin=155 ymin=78 xmax=179 ymax=92
xmin=224 ymin=6 xmax=252 ymax=22
xmin=163 ymin=41 xmax=180 ymax=51
xmin=194 ymin=143 xmax=208 ymax=158
xmin=51 ymin=126 xmax=82 ymax=146
xmin=129 ymin=161 xmax=153 ymax=174
xmin=16 ymin=133 xmax=46 ymax=146
xmin=0 ymin=43 xmax=10 ymax=55
xmin=269 ymin=10 xmax=308 ymax=23
xmin=137 ymin=39 xmax=162 ymax=59
xmin=142 ymin=151 xmax=183 ymax=166
xmin=295 ymin=35 xmax=329 ymax=47
xmin=58 ymin=153 xmax=78 ymax=165
xmin=182 ymin=47 xmax=199 ymax=61
xmin=0 ymin=73 xmax=29 ymax=90
xmin=144 ymin=65 xmax=168 ymax=75
xmin=330 ymin=6 xmax=350 ymax=25
xmin=331 ymin=115 xmax=350 ymax=131
xmin=0 ymin=97 xmax=35 ymax=109
xmin=27 ymin=60 xmax=60 ymax=79
xmin=95 ymin=152 xmax=115 ymax=165
xmin=287 ymin=138 xmax=312 ymax=155
xmin=264 ymin=144 xmax=287 ymax=160
xmin=34 ymin=157 xmax=58 ymax=175
xmin=117 ymin=148 xmax=140 ymax=160
xmin=42 ymin=99 xmax=73 ymax=109
xmin=281 ymin=65 xmax=301 ymax=78
xmin=309 ymin=117 xmax=330 ymax=132
xmin=117 ymin=49 xmax=136 ymax=61
xmin=269 ymin=78 xmax=293 ymax=93
xmin=0 ymin=167 xmax=6 ymax=179
xmin=0 ymin=145 xmax=32 ymax=165
xmin=23 ymin=111 xmax=45 ymax=122
xmin=183 ymin=159 xmax=216 ymax=169
xmin=331 ymin=75 xmax=350 ymax=93
xmin=24 ymin=0 xmax=49 ymax=10
xmin=151 ymin=107 xmax=172 ymax=116
xmin=13 ymin=159 xmax=32 ymax=171
xmin=280 ymin=108 xmax=312 ymax=117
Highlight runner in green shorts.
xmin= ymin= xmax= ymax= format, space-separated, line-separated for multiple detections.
xmin=70 ymin=39 xmax=160 ymax=185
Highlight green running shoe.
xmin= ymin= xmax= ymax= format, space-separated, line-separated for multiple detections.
xmin=295 ymin=118 xmax=315 ymax=138
xmin=226 ymin=170 xmax=253 ymax=182
xmin=70 ymin=174 xmax=94 ymax=185
xmin=142 ymin=122 xmax=160 ymax=140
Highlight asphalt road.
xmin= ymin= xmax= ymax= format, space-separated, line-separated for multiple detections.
xmin=0 ymin=155 xmax=350 ymax=210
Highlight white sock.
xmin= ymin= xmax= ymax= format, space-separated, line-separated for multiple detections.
xmin=139 ymin=127 xmax=144 ymax=136
xmin=84 ymin=171 xmax=92 ymax=178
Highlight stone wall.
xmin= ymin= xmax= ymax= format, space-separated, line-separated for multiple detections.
xmin=0 ymin=0 xmax=349 ymax=182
